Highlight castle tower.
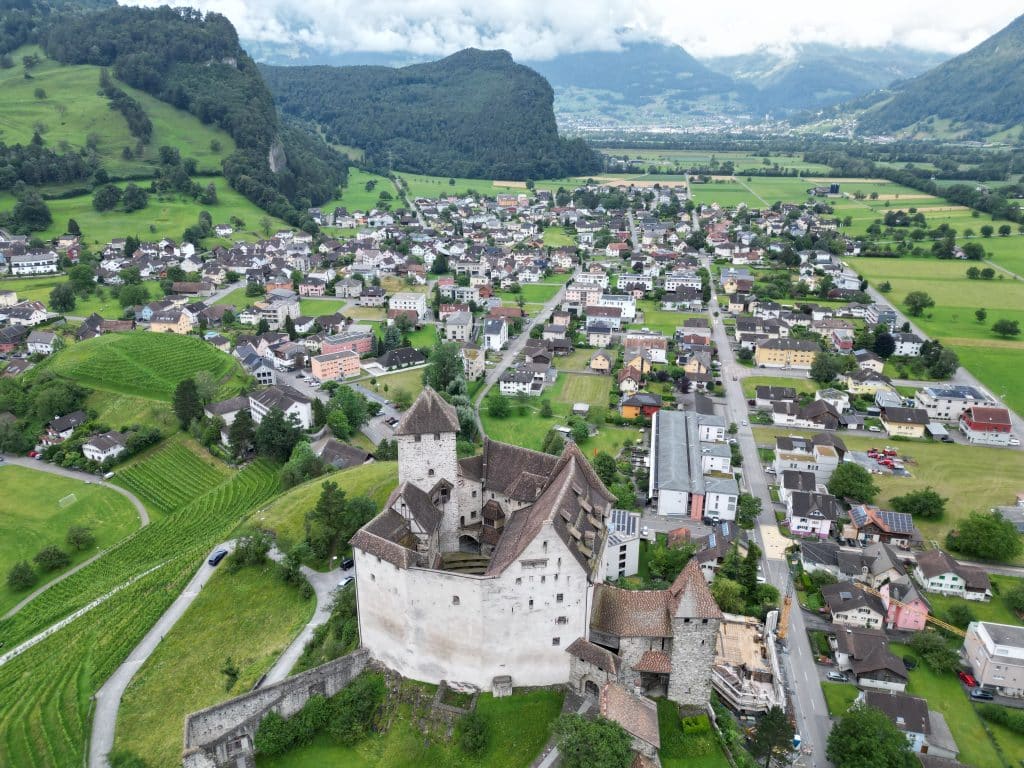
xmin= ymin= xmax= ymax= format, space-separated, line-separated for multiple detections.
xmin=667 ymin=559 xmax=723 ymax=707
xmin=393 ymin=386 xmax=460 ymax=504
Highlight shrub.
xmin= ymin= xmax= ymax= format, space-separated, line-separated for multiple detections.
xmin=253 ymin=711 xmax=294 ymax=756
xmin=6 ymin=560 xmax=38 ymax=590
xmin=909 ymin=630 xmax=959 ymax=672
xmin=327 ymin=672 xmax=386 ymax=745
xmin=34 ymin=545 xmax=71 ymax=572
xmin=456 ymin=710 xmax=489 ymax=755
xmin=945 ymin=603 xmax=975 ymax=629
xmin=977 ymin=704 xmax=1024 ymax=735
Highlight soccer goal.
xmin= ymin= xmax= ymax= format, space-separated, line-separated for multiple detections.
xmin=58 ymin=493 xmax=78 ymax=509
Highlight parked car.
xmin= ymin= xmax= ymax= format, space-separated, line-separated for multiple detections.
xmin=868 ymin=426 xmax=882 ymax=433
xmin=970 ymin=688 xmax=994 ymax=701
xmin=337 ymin=575 xmax=354 ymax=589
xmin=340 ymin=557 xmax=354 ymax=570
xmin=957 ymin=671 xmax=978 ymax=688
xmin=1010 ymin=436 xmax=1021 ymax=446
xmin=208 ymin=548 xmax=229 ymax=566
xmin=826 ymin=672 xmax=849 ymax=682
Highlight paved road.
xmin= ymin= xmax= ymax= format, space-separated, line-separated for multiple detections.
xmin=0 ymin=456 xmax=152 ymax=620
xmin=708 ymin=283 xmax=833 ymax=767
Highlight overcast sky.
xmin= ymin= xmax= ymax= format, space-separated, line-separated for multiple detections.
xmin=124 ymin=1 xmax=1021 ymax=59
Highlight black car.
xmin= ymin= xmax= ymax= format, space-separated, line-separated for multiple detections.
xmin=208 ymin=548 xmax=229 ymax=566
xmin=340 ymin=557 xmax=354 ymax=570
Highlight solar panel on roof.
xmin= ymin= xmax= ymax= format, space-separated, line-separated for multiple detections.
xmin=840 ymin=591 xmax=853 ymax=600
xmin=722 ymin=522 xmax=731 ymax=536
xmin=708 ymin=533 xmax=717 ymax=550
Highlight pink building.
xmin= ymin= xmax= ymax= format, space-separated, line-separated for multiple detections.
xmin=881 ymin=582 xmax=930 ymax=632
xmin=322 ymin=328 xmax=374 ymax=356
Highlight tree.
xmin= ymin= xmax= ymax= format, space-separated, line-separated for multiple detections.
xmin=192 ymin=370 xmax=218 ymax=405
xmin=736 ymin=493 xmax=762 ymax=529
xmin=980 ymin=225 xmax=994 ymax=238
xmin=49 ymin=283 xmax=76 ymax=313
xmin=487 ymin=393 xmax=511 ymax=418
xmin=948 ymin=511 xmax=1023 ymax=562
xmin=456 ymin=711 xmax=489 ymax=756
xmin=422 ymin=343 xmax=464 ymax=394
xmin=280 ymin=441 xmax=324 ymax=489
xmin=826 ymin=705 xmax=917 ymax=768
xmin=283 ymin=315 xmax=297 ymax=340
xmin=710 ymin=577 xmax=746 ymax=613
xmin=327 ymin=409 xmax=351 ymax=439
xmin=67 ymin=218 xmax=81 ymax=236
xmin=34 ymin=545 xmax=71 ymax=572
xmin=890 ymin=487 xmax=946 ymax=519
xmin=992 ymin=319 xmax=1021 ymax=338
xmin=68 ymin=264 xmax=96 ymax=294
xmin=904 ymin=291 xmax=934 ymax=317
xmin=750 ymin=706 xmax=794 ymax=768
xmin=392 ymin=389 xmax=413 ymax=410
xmin=593 ymin=452 xmax=617 ymax=486
xmin=383 ymin=324 xmax=403 ymax=352
xmin=555 ymin=714 xmax=632 ymax=768
xmin=171 ymin=379 xmax=202 ymax=430
xmin=66 ymin=525 xmax=95 ymax=551
xmin=809 ymin=353 xmax=840 ymax=385
xmin=256 ymin=318 xmax=271 ymax=334
xmin=827 ymin=462 xmax=879 ymax=503
xmin=541 ymin=429 xmax=565 ymax=455
xmin=963 ymin=242 xmax=985 ymax=261
xmin=118 ymin=283 xmax=149 ymax=308
xmin=648 ymin=541 xmax=696 ymax=583
xmin=975 ymin=308 xmax=988 ymax=323
xmin=909 ymin=630 xmax=959 ymax=672
xmin=539 ymin=399 xmax=553 ymax=418
xmin=1005 ymin=581 xmax=1024 ymax=614
xmin=121 ymin=183 xmax=148 ymax=212
xmin=872 ymin=332 xmax=895 ymax=359
xmin=568 ymin=417 xmax=589 ymax=444
xmin=253 ymin=711 xmax=292 ymax=756
xmin=254 ymin=408 xmax=303 ymax=463
xmin=92 ymin=184 xmax=122 ymax=212
xmin=6 ymin=561 xmax=37 ymax=591
xmin=228 ymin=409 xmax=255 ymax=459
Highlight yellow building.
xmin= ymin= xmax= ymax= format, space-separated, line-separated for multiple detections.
xmin=149 ymin=310 xmax=193 ymax=335
xmin=880 ymin=407 xmax=928 ymax=439
xmin=753 ymin=339 xmax=819 ymax=370
xmin=623 ymin=352 xmax=653 ymax=375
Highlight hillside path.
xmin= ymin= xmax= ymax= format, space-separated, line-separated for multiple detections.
xmin=0 ymin=456 xmax=151 ymax=620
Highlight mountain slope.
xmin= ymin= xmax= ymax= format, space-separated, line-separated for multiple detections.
xmin=856 ymin=14 xmax=1024 ymax=137
xmin=260 ymin=49 xmax=601 ymax=179
xmin=705 ymin=44 xmax=949 ymax=113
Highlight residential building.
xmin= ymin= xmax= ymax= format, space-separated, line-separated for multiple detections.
xmin=860 ymin=691 xmax=959 ymax=760
xmin=753 ymin=339 xmax=818 ymax=369
xmin=10 ymin=250 xmax=59 ymax=275
xmin=620 ymin=393 xmax=662 ymax=420
xmin=959 ymin=406 xmax=1012 ymax=446
xmin=914 ymin=549 xmax=992 ymax=602
xmin=963 ymin=621 xmax=1024 ymax=698
xmin=772 ymin=435 xmax=842 ymax=485
xmin=822 ymin=582 xmax=885 ymax=629
xmin=833 ymin=624 xmax=909 ymax=691
xmin=26 ymin=330 xmax=58 ymax=355
xmin=389 ymin=292 xmax=428 ymax=320
xmin=311 ymin=350 xmax=361 ymax=382
xmin=482 ymin=317 xmax=507 ymax=351
xmin=460 ymin=344 xmax=484 ymax=380
xmin=248 ymin=385 xmax=313 ymax=429
xmin=892 ymin=333 xmax=924 ymax=357
xmin=444 ymin=311 xmax=473 ymax=342
xmin=149 ymin=310 xmax=194 ymax=335
xmin=603 ymin=509 xmax=641 ymax=580
xmin=844 ymin=504 xmax=917 ymax=548
xmin=42 ymin=410 xmax=87 ymax=446
xmin=880 ymin=406 xmax=929 ymax=439
xmin=322 ymin=327 xmax=375 ymax=356
xmin=82 ymin=431 xmax=127 ymax=463
xmin=590 ymin=350 xmax=613 ymax=374
xmin=787 ymin=491 xmax=842 ymax=539
xmin=915 ymin=385 xmax=995 ymax=422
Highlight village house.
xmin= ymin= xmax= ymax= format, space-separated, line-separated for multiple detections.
xmin=482 ymin=317 xmax=508 ymax=352
xmin=82 ymin=431 xmax=127 ymax=463
xmin=26 ymin=330 xmax=59 ymax=356
xmin=754 ymin=339 xmax=818 ymax=369
xmin=832 ymin=625 xmax=909 ymax=692
xmin=859 ymin=691 xmax=959 ymax=761
xmin=310 ymin=350 xmax=361 ymax=382
xmin=915 ymin=385 xmax=995 ymax=421
xmin=248 ymin=385 xmax=313 ymax=430
xmin=787 ymin=491 xmax=842 ymax=539
xmin=958 ymin=405 xmax=1012 ymax=446
xmin=914 ymin=549 xmax=992 ymax=602
xmin=42 ymin=410 xmax=87 ymax=446
xmin=844 ymin=504 xmax=917 ymax=548
xmin=963 ymin=622 xmax=1024 ymax=699
xmin=821 ymin=583 xmax=886 ymax=629
xmin=880 ymin=406 xmax=929 ymax=439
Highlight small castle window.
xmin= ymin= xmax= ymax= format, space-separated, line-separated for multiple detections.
xmin=556 ymin=593 xmax=564 ymax=603
xmin=415 ymin=435 xmax=422 ymax=443
xmin=542 ymin=540 xmax=548 ymax=552
xmin=516 ymin=578 xmax=522 ymax=585
xmin=556 ymin=616 xmax=567 ymax=625
xmin=428 ymin=468 xmax=435 ymax=477
xmin=434 ymin=432 xmax=441 ymax=440
xmin=529 ymin=599 xmax=534 ymax=608
xmin=684 ymin=618 xmax=691 ymax=623
xmin=541 ymin=575 xmax=546 ymax=583
xmin=472 ymin=490 xmax=477 ymax=498
xmin=452 ymin=596 xmax=460 ymax=605
xmin=702 ymin=618 xmax=709 ymax=624
xmin=552 ymin=637 xmax=560 ymax=646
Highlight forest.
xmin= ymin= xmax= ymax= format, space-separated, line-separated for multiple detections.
xmin=260 ymin=49 xmax=602 ymax=180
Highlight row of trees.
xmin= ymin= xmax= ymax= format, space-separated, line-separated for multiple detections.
xmin=6 ymin=526 xmax=95 ymax=592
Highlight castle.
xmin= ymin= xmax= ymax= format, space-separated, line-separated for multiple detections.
xmin=351 ymin=387 xmax=720 ymax=705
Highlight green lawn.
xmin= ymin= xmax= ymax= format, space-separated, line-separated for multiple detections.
xmin=319 ymin=168 xmax=395 ymax=213
xmin=888 ymin=643 xmax=1004 ymax=768
xmin=631 ymin=301 xmax=704 ymax=336
xmin=0 ymin=465 xmax=141 ymax=616
xmin=753 ymin=426 xmax=1024 ymax=561
xmin=299 ymin=298 xmax=348 ymax=316
xmin=740 ymin=376 xmax=815 ymax=399
xmin=254 ymin=463 xmax=398 ymax=554
xmin=689 ymin=181 xmax=764 ymax=209
xmin=0 ymin=276 xmax=161 ymax=319
xmin=0 ymin=46 xmax=234 ymax=177
xmin=821 ymin=682 xmax=859 ymax=716
xmin=47 ymin=332 xmax=248 ymax=401
xmin=404 ymin=324 xmax=439 ymax=349
xmin=84 ymin=390 xmax=178 ymax=434
xmin=552 ymin=348 xmax=600 ymax=371
xmin=257 ymin=690 xmax=563 ymax=768
xmin=657 ymin=699 xmax=731 ymax=768
xmin=358 ymin=366 xmax=427 ymax=402
xmin=495 ymin=282 xmax=561 ymax=305
xmin=542 ymin=227 xmax=577 ymax=247
xmin=114 ymin=564 xmax=314 ymax=767
xmin=925 ymin=575 xmax=1024 ymax=627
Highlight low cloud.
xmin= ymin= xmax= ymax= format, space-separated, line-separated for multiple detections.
xmin=122 ymin=0 xmax=1021 ymax=59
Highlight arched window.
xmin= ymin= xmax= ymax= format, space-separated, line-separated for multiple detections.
xmin=452 ymin=595 xmax=460 ymax=605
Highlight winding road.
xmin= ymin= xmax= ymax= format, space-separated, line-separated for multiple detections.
xmin=0 ymin=455 xmax=150 ymax=620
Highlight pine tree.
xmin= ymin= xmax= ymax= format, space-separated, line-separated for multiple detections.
xmin=228 ymin=409 xmax=255 ymax=459
xmin=172 ymin=378 xmax=203 ymax=430
xmin=284 ymin=315 xmax=297 ymax=340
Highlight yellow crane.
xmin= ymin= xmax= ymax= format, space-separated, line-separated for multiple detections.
xmin=853 ymin=582 xmax=965 ymax=637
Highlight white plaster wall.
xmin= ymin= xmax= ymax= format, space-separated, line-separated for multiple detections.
xmin=658 ymin=489 xmax=690 ymax=516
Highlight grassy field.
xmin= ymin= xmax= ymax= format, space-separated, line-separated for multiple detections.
xmin=542 ymin=227 xmax=577 ymax=247
xmin=689 ymin=180 xmax=764 ymax=208
xmin=0 ymin=46 xmax=233 ymax=177
xmin=740 ymin=376 xmax=816 ymax=399
xmin=115 ymin=563 xmax=313 ymax=766
xmin=255 ymin=462 xmax=398 ymax=554
xmin=631 ymin=301 xmax=704 ymax=336
xmin=495 ymin=282 xmax=562 ymax=305
xmin=605 ymin=149 xmax=830 ymax=176
xmin=299 ymin=298 xmax=348 ymax=316
xmin=0 ymin=451 xmax=280 ymax=767
xmin=753 ymin=426 xmax=1024 ymax=558
xmin=847 ymin=256 xmax=1024 ymax=413
xmin=0 ymin=181 xmax=288 ymax=247
xmin=821 ymin=681 xmax=859 ymax=716
xmin=257 ymin=690 xmax=563 ymax=768
xmin=48 ymin=332 xmax=248 ymax=401
xmin=85 ymin=390 xmax=178 ymax=434
xmin=358 ymin=367 xmax=427 ymax=400
xmin=115 ymin=437 xmax=233 ymax=517
xmin=888 ymin=643 xmax=1018 ymax=768
xmin=924 ymin=574 xmax=1024 ymax=627
xmin=657 ymin=699 xmax=731 ymax=768
xmin=0 ymin=276 xmax=162 ymax=319
xmin=0 ymin=465 xmax=141 ymax=616
xmin=319 ymin=168 xmax=395 ymax=213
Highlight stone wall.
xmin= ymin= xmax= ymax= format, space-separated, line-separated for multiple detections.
xmin=182 ymin=649 xmax=372 ymax=768
xmin=668 ymin=617 xmax=719 ymax=707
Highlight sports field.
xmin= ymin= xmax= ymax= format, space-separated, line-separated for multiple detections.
xmin=0 ymin=466 xmax=141 ymax=616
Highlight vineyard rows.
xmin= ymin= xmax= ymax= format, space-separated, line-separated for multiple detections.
xmin=116 ymin=441 xmax=229 ymax=515
xmin=49 ymin=332 xmax=245 ymax=401
xmin=0 ymin=459 xmax=279 ymax=767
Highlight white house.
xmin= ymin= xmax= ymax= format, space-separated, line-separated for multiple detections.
xmin=914 ymin=549 xmax=992 ymax=602
xmin=483 ymin=317 xmax=507 ymax=352
xmin=787 ymin=491 xmax=841 ymax=539
xmin=389 ymin=291 xmax=428 ymax=320
xmin=82 ymin=431 xmax=127 ymax=463
xmin=26 ymin=330 xmax=58 ymax=355
xmin=891 ymin=332 xmax=924 ymax=357
xmin=603 ymin=509 xmax=641 ymax=581
xmin=248 ymin=385 xmax=313 ymax=430
xmin=10 ymin=251 xmax=59 ymax=275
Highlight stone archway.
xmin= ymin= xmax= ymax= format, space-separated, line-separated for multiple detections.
xmin=459 ymin=535 xmax=481 ymax=554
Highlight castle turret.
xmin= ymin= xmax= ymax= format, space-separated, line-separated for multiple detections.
xmin=667 ymin=559 xmax=723 ymax=706
xmin=393 ymin=386 xmax=460 ymax=502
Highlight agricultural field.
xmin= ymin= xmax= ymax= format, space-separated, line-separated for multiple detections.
xmin=257 ymin=689 xmax=563 ymax=768
xmin=115 ymin=437 xmax=232 ymax=517
xmin=47 ymin=332 xmax=249 ymax=401
xmin=753 ymin=426 xmax=1024 ymax=559
xmin=689 ymin=180 xmax=763 ymax=208
xmin=542 ymin=226 xmax=577 ymax=247
xmin=115 ymin=564 xmax=313 ymax=766
xmin=971 ymin=235 xmax=1024 ymax=277
xmin=603 ymin=148 xmax=830 ymax=176
xmin=0 ymin=466 xmax=141 ymax=617
xmin=0 ymin=458 xmax=280 ymax=767
xmin=846 ymin=256 xmax=1024 ymax=413
xmin=0 ymin=46 xmax=234 ymax=178
xmin=0 ymin=180 xmax=287 ymax=248
xmin=254 ymin=462 xmax=398 ymax=555
xmin=319 ymin=168 xmax=395 ymax=213
xmin=0 ymin=276 xmax=161 ymax=319
xmin=84 ymin=390 xmax=178 ymax=434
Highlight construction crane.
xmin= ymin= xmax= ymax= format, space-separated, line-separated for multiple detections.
xmin=776 ymin=590 xmax=793 ymax=640
xmin=853 ymin=582 xmax=965 ymax=637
